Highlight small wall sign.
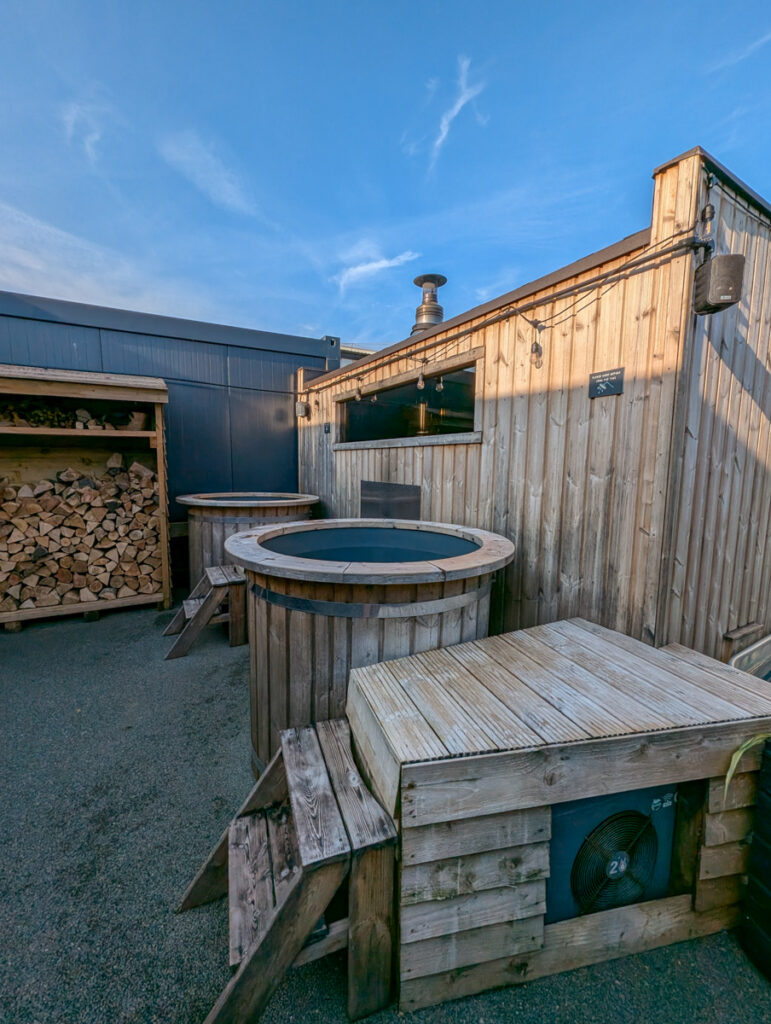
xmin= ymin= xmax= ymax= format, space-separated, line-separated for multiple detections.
xmin=589 ymin=367 xmax=624 ymax=399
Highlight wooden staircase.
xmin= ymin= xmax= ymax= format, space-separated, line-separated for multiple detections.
xmin=163 ymin=564 xmax=247 ymax=659
xmin=179 ymin=719 xmax=397 ymax=1023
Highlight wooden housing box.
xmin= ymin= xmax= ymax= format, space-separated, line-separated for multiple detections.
xmin=346 ymin=618 xmax=771 ymax=1012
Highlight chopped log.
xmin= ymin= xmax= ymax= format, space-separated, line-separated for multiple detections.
xmin=0 ymin=455 xmax=163 ymax=616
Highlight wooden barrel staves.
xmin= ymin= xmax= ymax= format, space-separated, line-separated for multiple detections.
xmin=177 ymin=492 xmax=318 ymax=587
xmin=225 ymin=518 xmax=515 ymax=775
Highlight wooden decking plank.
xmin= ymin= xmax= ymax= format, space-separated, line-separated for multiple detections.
xmin=501 ymin=630 xmax=655 ymax=733
xmin=572 ymin=619 xmax=763 ymax=720
xmin=315 ymin=718 xmax=396 ymax=852
xmin=281 ymin=727 xmax=351 ymax=869
xmin=541 ymin=621 xmax=706 ymax=728
xmin=346 ymin=673 xmax=403 ymax=815
xmin=664 ymin=642 xmax=771 ymax=706
xmin=228 ymin=812 xmax=274 ymax=967
xmin=487 ymin=634 xmax=631 ymax=738
xmin=409 ymin=648 xmax=542 ymax=750
xmin=387 ymin=656 xmax=501 ymax=755
xmin=352 ymin=662 xmax=449 ymax=763
xmin=446 ymin=642 xmax=584 ymax=745
xmin=265 ymin=801 xmax=301 ymax=904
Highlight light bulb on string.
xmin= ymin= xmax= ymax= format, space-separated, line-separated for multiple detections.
xmin=416 ymin=372 xmax=425 ymax=390
xmin=435 ymin=376 xmax=444 ymax=392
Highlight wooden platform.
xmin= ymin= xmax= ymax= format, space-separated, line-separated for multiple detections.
xmin=347 ymin=617 xmax=771 ymax=1011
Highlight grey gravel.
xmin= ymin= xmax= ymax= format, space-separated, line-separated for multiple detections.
xmin=1 ymin=607 xmax=769 ymax=1024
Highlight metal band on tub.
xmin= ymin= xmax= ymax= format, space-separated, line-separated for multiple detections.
xmin=249 ymin=579 xmax=492 ymax=619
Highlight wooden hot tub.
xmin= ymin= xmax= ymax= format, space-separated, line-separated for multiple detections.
xmin=177 ymin=491 xmax=318 ymax=586
xmin=225 ymin=518 xmax=514 ymax=773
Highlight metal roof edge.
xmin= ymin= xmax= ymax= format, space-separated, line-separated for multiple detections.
xmin=652 ymin=145 xmax=771 ymax=220
xmin=0 ymin=288 xmax=338 ymax=361
xmin=307 ymin=227 xmax=651 ymax=389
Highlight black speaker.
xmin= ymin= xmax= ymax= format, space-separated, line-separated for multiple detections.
xmin=694 ymin=254 xmax=745 ymax=314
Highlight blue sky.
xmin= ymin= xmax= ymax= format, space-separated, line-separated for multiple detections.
xmin=1 ymin=1 xmax=770 ymax=349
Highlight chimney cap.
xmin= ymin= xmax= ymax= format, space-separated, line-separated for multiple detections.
xmin=414 ymin=273 xmax=447 ymax=288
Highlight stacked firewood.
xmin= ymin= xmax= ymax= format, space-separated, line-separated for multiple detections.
xmin=0 ymin=454 xmax=163 ymax=615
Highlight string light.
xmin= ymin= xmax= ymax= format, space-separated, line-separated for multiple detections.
xmin=416 ymin=372 xmax=425 ymax=390
xmin=354 ymin=386 xmax=362 ymax=401
xmin=435 ymin=376 xmax=444 ymax=392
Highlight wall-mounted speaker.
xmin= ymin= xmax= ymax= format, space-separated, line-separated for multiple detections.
xmin=694 ymin=254 xmax=745 ymax=314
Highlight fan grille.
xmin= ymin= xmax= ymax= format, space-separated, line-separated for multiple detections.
xmin=570 ymin=810 xmax=658 ymax=915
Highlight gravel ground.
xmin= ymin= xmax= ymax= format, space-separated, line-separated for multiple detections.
xmin=1 ymin=606 xmax=769 ymax=1024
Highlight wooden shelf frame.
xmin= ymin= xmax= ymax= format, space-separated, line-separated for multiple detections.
xmin=0 ymin=427 xmax=157 ymax=439
xmin=0 ymin=364 xmax=172 ymax=624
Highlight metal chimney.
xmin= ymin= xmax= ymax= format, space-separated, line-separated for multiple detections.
xmin=411 ymin=273 xmax=447 ymax=334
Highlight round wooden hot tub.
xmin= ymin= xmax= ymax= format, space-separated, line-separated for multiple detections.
xmin=177 ymin=492 xmax=318 ymax=586
xmin=225 ymin=518 xmax=515 ymax=773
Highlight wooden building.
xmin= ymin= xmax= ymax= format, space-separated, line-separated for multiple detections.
xmin=298 ymin=147 xmax=771 ymax=660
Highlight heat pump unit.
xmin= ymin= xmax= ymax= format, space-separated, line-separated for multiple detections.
xmin=694 ymin=254 xmax=745 ymax=314
xmin=545 ymin=783 xmax=678 ymax=924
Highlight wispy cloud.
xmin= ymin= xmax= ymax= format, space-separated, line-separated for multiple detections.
xmin=709 ymin=29 xmax=771 ymax=71
xmin=429 ymin=56 xmax=486 ymax=170
xmin=334 ymin=242 xmax=420 ymax=293
xmin=61 ymin=101 xmax=114 ymax=163
xmin=0 ymin=199 xmax=219 ymax=319
xmin=158 ymin=130 xmax=257 ymax=215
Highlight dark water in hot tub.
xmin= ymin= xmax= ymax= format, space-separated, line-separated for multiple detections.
xmin=261 ymin=525 xmax=480 ymax=563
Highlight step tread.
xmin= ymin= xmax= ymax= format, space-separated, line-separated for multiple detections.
xmin=316 ymin=718 xmax=397 ymax=853
xmin=228 ymin=812 xmax=276 ymax=967
xmin=266 ymin=802 xmax=302 ymax=904
xmin=282 ymin=727 xmax=351 ymax=869
xmin=205 ymin=564 xmax=244 ymax=587
xmin=183 ymin=596 xmax=206 ymax=619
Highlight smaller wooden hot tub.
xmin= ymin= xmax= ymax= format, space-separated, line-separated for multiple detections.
xmin=225 ymin=518 xmax=514 ymax=772
xmin=177 ymin=492 xmax=318 ymax=585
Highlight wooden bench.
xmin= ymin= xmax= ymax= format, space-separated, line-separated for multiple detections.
xmin=163 ymin=564 xmax=247 ymax=659
xmin=179 ymin=719 xmax=397 ymax=1022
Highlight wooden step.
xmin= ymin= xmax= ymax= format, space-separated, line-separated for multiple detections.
xmin=184 ymin=597 xmax=205 ymax=620
xmin=229 ymin=812 xmax=275 ymax=967
xmin=183 ymin=721 xmax=397 ymax=1024
xmin=206 ymin=564 xmax=245 ymax=587
xmin=228 ymin=800 xmax=304 ymax=968
xmin=281 ymin=726 xmax=351 ymax=869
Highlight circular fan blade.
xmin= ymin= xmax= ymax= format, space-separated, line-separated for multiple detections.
xmin=571 ymin=811 xmax=659 ymax=915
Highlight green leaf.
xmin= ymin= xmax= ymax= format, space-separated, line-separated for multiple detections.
xmin=724 ymin=733 xmax=771 ymax=800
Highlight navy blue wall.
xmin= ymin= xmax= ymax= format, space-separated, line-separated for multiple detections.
xmin=0 ymin=290 xmax=340 ymax=519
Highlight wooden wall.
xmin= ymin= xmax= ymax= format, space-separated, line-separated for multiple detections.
xmin=664 ymin=176 xmax=771 ymax=657
xmin=300 ymin=151 xmax=771 ymax=656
